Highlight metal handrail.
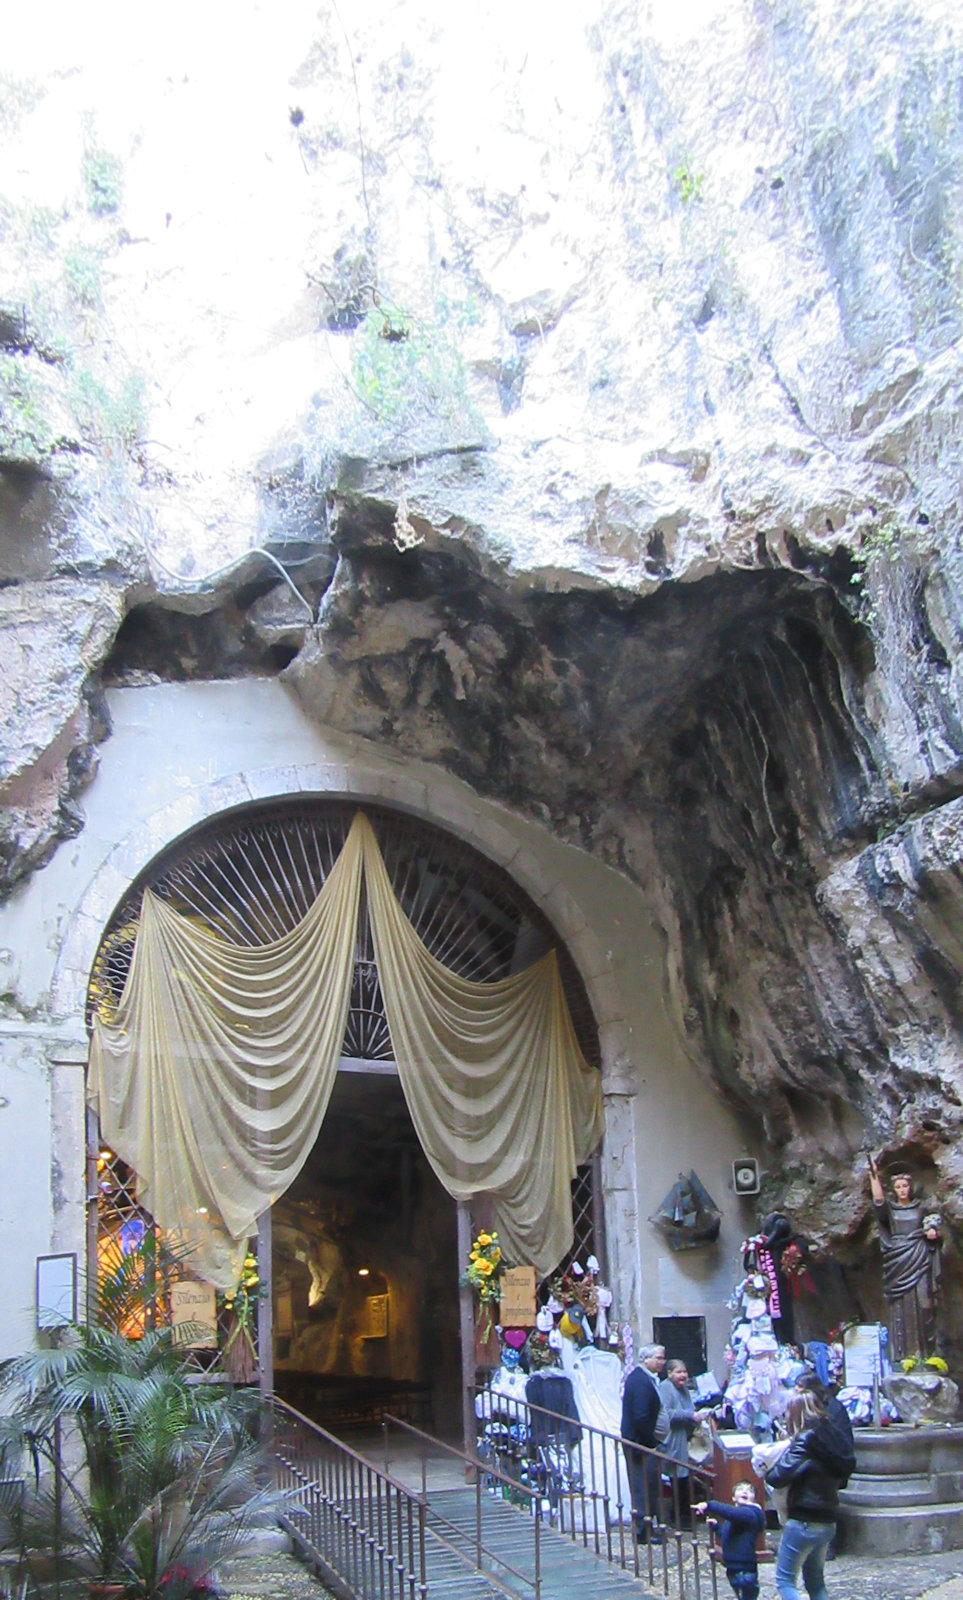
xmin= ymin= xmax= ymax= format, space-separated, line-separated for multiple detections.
xmin=272 ymin=1391 xmax=731 ymax=1600
xmin=380 ymin=1414 xmax=542 ymax=1600
xmin=466 ymin=1385 xmax=724 ymax=1600
xmin=272 ymin=1396 xmax=428 ymax=1600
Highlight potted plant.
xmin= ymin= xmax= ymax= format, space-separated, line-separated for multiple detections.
xmin=0 ymin=1319 xmax=280 ymax=1600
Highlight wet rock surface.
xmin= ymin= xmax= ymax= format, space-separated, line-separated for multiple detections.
xmin=2 ymin=1 xmax=963 ymax=1342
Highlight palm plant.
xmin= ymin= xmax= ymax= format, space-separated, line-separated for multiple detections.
xmin=0 ymin=1322 xmax=279 ymax=1600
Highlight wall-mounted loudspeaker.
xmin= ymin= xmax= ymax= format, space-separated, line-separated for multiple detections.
xmin=732 ymin=1158 xmax=760 ymax=1196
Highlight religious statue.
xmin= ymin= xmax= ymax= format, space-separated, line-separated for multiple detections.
xmin=867 ymin=1154 xmax=942 ymax=1361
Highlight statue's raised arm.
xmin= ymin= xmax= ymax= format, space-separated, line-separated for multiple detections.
xmin=867 ymin=1151 xmax=884 ymax=1207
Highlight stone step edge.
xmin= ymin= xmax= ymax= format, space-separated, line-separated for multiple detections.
xmin=843 ymin=1489 xmax=940 ymax=1507
xmin=844 ymin=1472 xmax=932 ymax=1487
xmin=839 ymin=1500 xmax=963 ymax=1521
xmin=843 ymin=1471 xmax=963 ymax=1507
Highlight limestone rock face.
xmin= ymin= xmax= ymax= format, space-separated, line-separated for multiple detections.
xmin=2 ymin=0 xmax=963 ymax=1339
xmin=0 ymin=581 xmax=120 ymax=895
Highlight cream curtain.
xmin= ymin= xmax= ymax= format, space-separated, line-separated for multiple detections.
xmin=89 ymin=820 xmax=365 ymax=1286
xmin=89 ymin=813 xmax=603 ymax=1287
xmin=361 ymin=817 xmax=604 ymax=1271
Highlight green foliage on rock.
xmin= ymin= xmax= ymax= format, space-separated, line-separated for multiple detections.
xmin=63 ymin=245 xmax=103 ymax=311
xmin=849 ymin=515 xmax=908 ymax=611
xmin=71 ymin=366 xmax=145 ymax=455
xmin=83 ymin=146 xmax=123 ymax=217
xmin=303 ymin=284 xmax=485 ymax=479
xmin=350 ymin=301 xmax=477 ymax=436
xmin=0 ymin=160 xmax=147 ymax=477
xmin=673 ymin=155 xmax=705 ymax=205
xmin=0 ymin=354 xmax=53 ymax=462
xmin=0 ymin=351 xmax=145 ymax=473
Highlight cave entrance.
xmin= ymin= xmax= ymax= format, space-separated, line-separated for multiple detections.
xmin=87 ymin=797 xmax=603 ymax=1449
xmin=271 ymin=1065 xmax=463 ymax=1441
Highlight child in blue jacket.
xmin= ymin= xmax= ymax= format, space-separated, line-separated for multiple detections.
xmin=693 ymin=1481 xmax=765 ymax=1600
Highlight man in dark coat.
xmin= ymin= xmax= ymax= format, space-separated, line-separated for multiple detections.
xmin=621 ymin=1342 xmax=667 ymax=1542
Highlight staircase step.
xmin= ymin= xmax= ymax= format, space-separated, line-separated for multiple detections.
xmin=838 ymin=1499 xmax=963 ymax=1557
xmin=426 ymin=1487 xmax=680 ymax=1595
xmin=842 ymin=1471 xmax=937 ymax=1507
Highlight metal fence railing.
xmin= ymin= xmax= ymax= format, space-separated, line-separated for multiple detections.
xmin=274 ymin=1390 xmax=742 ymax=1600
xmin=468 ymin=1387 xmax=725 ymax=1599
xmin=380 ymin=1414 xmax=544 ymax=1600
xmin=273 ymin=1397 xmax=428 ymax=1600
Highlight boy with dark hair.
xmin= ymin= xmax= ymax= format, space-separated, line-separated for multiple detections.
xmin=693 ymin=1481 xmax=765 ymax=1600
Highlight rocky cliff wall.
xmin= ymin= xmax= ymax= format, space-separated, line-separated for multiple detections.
xmin=2 ymin=0 xmax=962 ymax=1343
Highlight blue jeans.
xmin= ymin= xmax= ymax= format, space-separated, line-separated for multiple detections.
xmin=775 ymin=1519 xmax=835 ymax=1600
xmin=726 ymin=1567 xmax=759 ymax=1600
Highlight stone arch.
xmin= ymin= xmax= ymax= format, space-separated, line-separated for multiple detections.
xmin=52 ymin=759 xmax=620 ymax=1051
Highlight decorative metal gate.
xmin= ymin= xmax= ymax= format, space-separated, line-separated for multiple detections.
xmin=87 ymin=800 xmax=604 ymax=1339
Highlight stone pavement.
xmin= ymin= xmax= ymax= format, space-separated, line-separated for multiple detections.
xmin=219 ymin=1551 xmax=337 ymax=1600
xmin=754 ymin=1547 xmax=963 ymax=1600
xmin=223 ymin=1542 xmax=963 ymax=1599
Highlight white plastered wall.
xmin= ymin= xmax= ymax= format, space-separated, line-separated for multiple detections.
xmin=0 ymin=678 xmax=758 ymax=1367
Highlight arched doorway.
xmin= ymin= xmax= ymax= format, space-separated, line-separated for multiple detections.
xmin=87 ymin=799 xmax=602 ymax=1434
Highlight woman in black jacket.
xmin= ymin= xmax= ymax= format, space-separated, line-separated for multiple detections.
xmin=766 ymin=1399 xmax=856 ymax=1600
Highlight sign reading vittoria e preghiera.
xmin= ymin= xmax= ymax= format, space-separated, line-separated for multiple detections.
xmin=499 ymin=1266 xmax=537 ymax=1327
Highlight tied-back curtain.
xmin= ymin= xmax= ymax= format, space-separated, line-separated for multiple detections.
xmin=88 ymin=820 xmax=366 ymax=1287
xmin=361 ymin=816 xmax=604 ymax=1271
xmin=89 ymin=813 xmax=603 ymax=1287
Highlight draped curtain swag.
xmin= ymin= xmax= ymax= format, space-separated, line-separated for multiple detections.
xmin=89 ymin=813 xmax=604 ymax=1287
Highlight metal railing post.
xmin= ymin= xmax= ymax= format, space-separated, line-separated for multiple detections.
xmin=533 ymin=1489 xmax=541 ymax=1600
xmin=417 ymin=1495 xmax=427 ymax=1600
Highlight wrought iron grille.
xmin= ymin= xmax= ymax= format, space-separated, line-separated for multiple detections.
xmin=570 ymin=1156 xmax=602 ymax=1273
xmin=87 ymin=800 xmax=600 ymax=1070
xmin=95 ymin=1147 xmax=160 ymax=1336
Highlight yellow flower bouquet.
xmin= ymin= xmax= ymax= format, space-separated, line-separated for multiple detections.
xmin=460 ymin=1231 xmax=505 ymax=1339
xmin=901 ymin=1354 xmax=949 ymax=1374
xmin=219 ymin=1251 xmax=263 ymax=1382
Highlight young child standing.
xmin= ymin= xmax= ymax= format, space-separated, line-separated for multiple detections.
xmin=693 ymin=1481 xmax=765 ymax=1600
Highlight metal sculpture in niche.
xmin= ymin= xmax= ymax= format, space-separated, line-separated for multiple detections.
xmin=650 ymin=1170 xmax=722 ymax=1250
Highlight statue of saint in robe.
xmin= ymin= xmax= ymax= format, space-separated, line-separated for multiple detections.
xmin=868 ymin=1156 xmax=941 ymax=1362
